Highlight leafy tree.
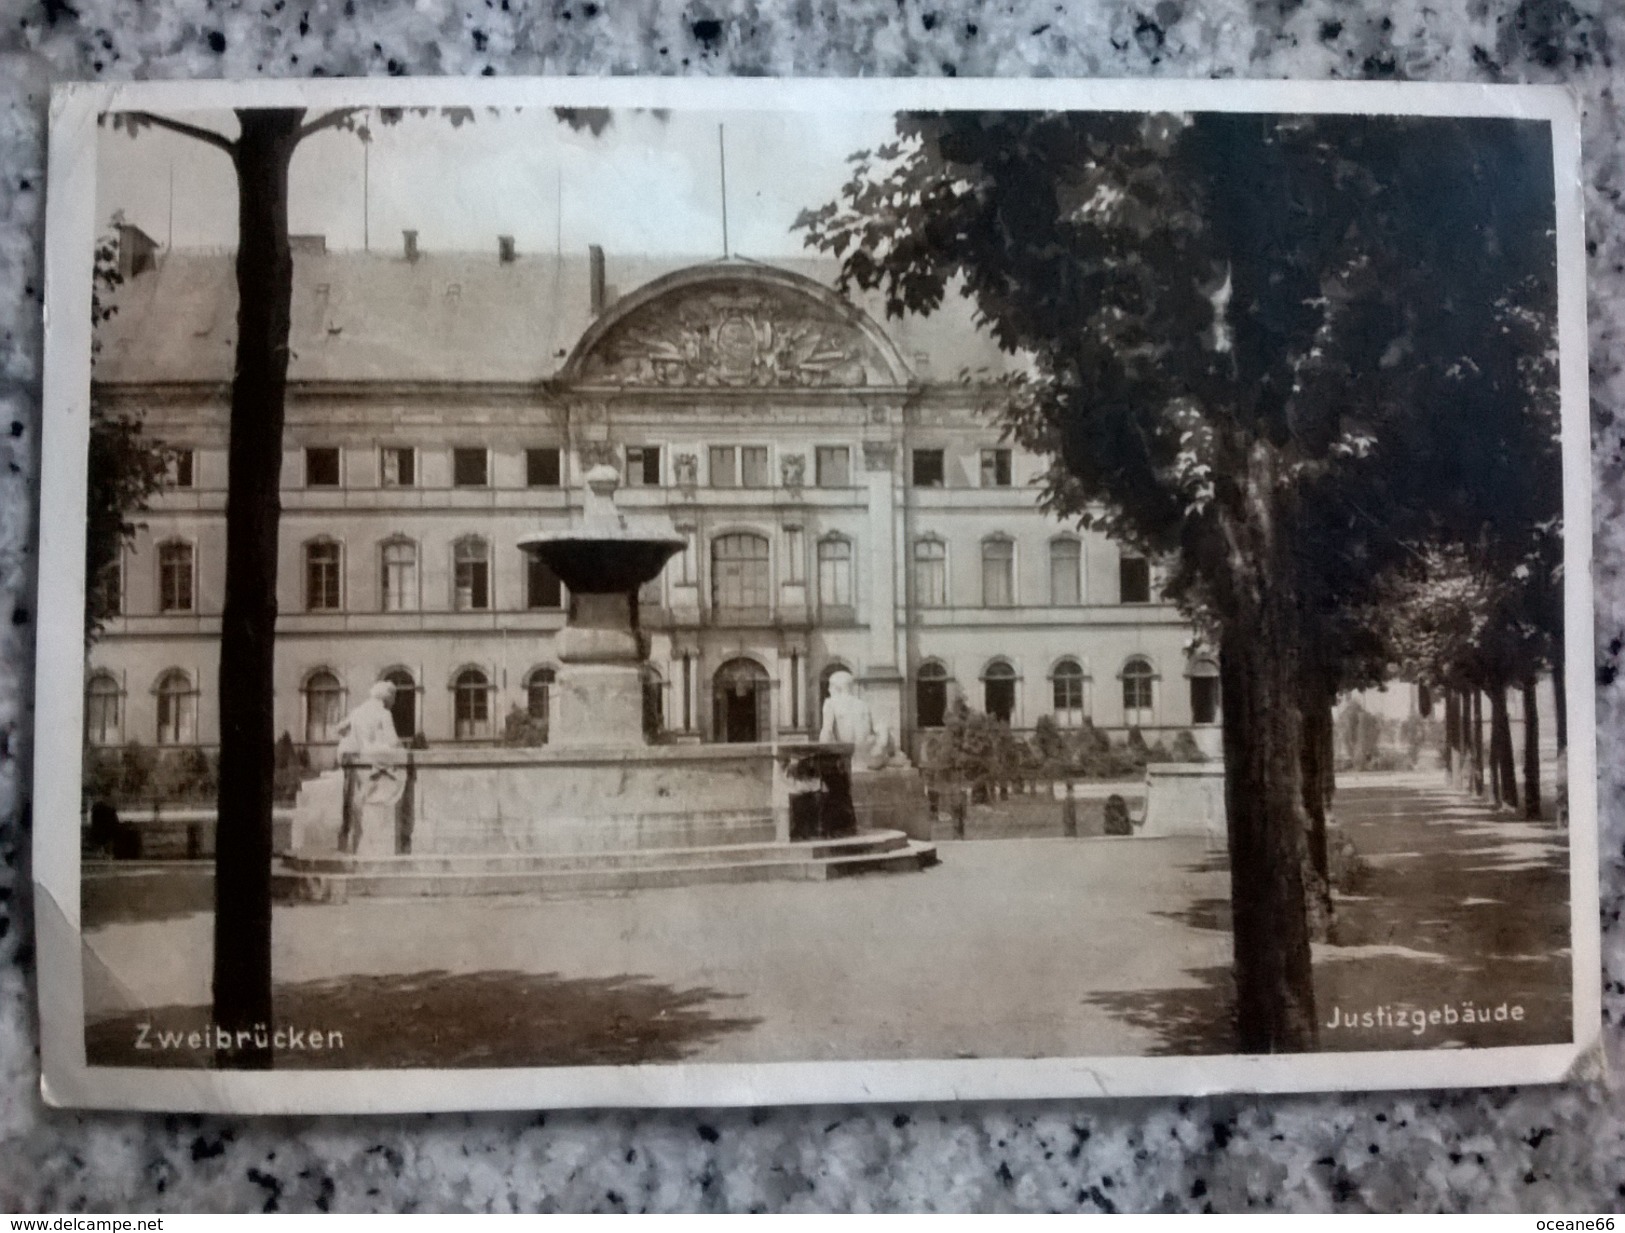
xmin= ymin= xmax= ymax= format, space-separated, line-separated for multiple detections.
xmin=799 ymin=111 xmax=1557 ymax=1051
xmin=87 ymin=226 xmax=172 ymax=640
xmin=103 ymin=105 xmax=605 ymax=1066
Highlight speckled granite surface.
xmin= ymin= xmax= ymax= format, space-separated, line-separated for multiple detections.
xmin=3 ymin=0 xmax=1625 ymax=1213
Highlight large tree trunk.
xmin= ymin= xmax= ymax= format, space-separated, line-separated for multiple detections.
xmin=1297 ymin=659 xmax=1336 ymax=937
xmin=1490 ymin=685 xmax=1518 ymax=811
xmin=1522 ymin=674 xmax=1542 ymax=821
xmin=1444 ymin=689 xmax=1462 ymax=785
xmin=211 ymin=109 xmax=304 ymax=1068
xmin=1217 ymin=448 xmax=1317 ymax=1054
xmin=1552 ymin=644 xmax=1567 ymax=753
xmin=1470 ymin=690 xmax=1485 ymax=797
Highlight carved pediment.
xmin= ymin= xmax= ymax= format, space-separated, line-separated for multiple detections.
xmin=574 ymin=278 xmax=895 ymax=389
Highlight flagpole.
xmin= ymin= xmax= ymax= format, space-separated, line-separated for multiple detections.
xmin=718 ymin=123 xmax=729 ymax=258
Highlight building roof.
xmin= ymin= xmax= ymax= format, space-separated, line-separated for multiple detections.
xmin=93 ymin=243 xmax=1019 ymax=388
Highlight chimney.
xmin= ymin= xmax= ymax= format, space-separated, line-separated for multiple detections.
xmin=589 ymin=244 xmax=606 ymax=316
xmin=498 ymin=235 xmax=516 ymax=264
xmin=403 ymin=229 xmax=420 ymax=263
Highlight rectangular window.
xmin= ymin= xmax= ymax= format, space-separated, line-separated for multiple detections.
xmin=526 ymin=553 xmax=563 ymax=610
xmin=381 ymin=540 xmax=418 ymax=612
xmin=741 ymin=446 xmax=770 ymax=488
xmin=169 ymin=448 xmax=195 ymax=489
xmin=93 ymin=555 xmax=124 ymax=618
xmin=1050 ymin=540 xmax=1082 ymax=606
xmin=1120 ymin=555 xmax=1152 ymax=604
xmin=980 ymin=447 xmax=1012 ymax=487
xmin=914 ymin=540 xmax=947 ymax=607
xmin=526 ymin=447 xmax=562 ymax=487
xmin=381 ymin=447 xmax=416 ymax=487
xmin=305 ymin=541 xmax=342 ymax=611
xmin=818 ymin=538 xmax=854 ymax=613
xmin=815 ymin=446 xmax=851 ymax=488
xmin=709 ymin=445 xmax=738 ymax=488
xmin=454 ymin=540 xmax=490 ymax=610
xmin=982 ymin=539 xmax=1015 ymax=607
xmin=306 ymin=447 xmax=340 ymax=487
xmin=912 ymin=448 xmax=945 ymax=488
xmin=158 ymin=543 xmax=194 ymax=613
xmin=452 ymin=448 xmax=489 ymax=487
xmin=626 ymin=445 xmax=661 ymax=487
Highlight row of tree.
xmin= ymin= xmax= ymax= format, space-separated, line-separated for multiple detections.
xmin=798 ymin=110 xmax=1564 ymax=1052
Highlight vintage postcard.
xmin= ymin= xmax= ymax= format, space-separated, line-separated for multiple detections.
xmin=33 ymin=76 xmax=1599 ymax=1112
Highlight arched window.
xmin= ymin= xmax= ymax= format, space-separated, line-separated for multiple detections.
xmin=981 ymin=536 xmax=1015 ymax=607
xmin=305 ymin=538 xmax=342 ymax=611
xmin=982 ymin=658 xmax=1017 ymax=725
xmin=817 ymin=535 xmax=853 ymax=616
xmin=155 ymin=669 xmax=197 ymax=745
xmin=157 ymin=540 xmax=194 ymax=613
xmin=453 ymin=536 xmax=490 ymax=611
xmin=1049 ymin=537 xmax=1082 ymax=607
xmin=382 ymin=667 xmax=417 ymax=740
xmin=1122 ymin=656 xmax=1156 ymax=727
xmin=303 ymin=669 xmax=344 ymax=743
xmin=523 ymin=665 xmax=555 ymax=744
xmin=711 ymin=532 xmax=770 ymax=617
xmin=380 ymin=537 xmax=418 ymax=612
xmin=1189 ymin=657 xmax=1220 ymax=726
xmin=85 ymin=672 xmax=123 ymax=746
xmin=916 ymin=660 xmax=950 ymax=729
xmin=452 ymin=666 xmax=492 ymax=739
xmin=1052 ymin=658 xmax=1089 ymax=727
xmin=914 ymin=538 xmax=947 ymax=607
xmin=526 ymin=666 xmax=556 ymax=723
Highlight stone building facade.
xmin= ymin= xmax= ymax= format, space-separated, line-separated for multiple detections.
xmin=85 ymin=230 xmax=1217 ymax=760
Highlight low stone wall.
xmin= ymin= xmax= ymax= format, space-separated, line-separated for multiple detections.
xmin=84 ymin=807 xmax=296 ymax=860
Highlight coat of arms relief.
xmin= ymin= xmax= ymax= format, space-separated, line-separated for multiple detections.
xmin=577 ymin=282 xmax=890 ymax=388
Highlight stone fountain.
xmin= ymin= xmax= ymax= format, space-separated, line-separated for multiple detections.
xmin=278 ymin=465 xmax=937 ymax=901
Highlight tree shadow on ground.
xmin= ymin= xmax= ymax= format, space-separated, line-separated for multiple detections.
xmin=82 ymin=865 xmax=215 ymax=929
xmin=85 ymin=968 xmax=760 ymax=1069
xmin=1153 ymin=895 xmax=1233 ymax=935
xmin=1087 ymin=778 xmax=1572 ymax=1055
xmin=1083 ymin=964 xmax=1237 ymax=1056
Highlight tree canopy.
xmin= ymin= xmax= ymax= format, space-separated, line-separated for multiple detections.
xmin=799 ymin=110 xmax=1562 ymax=1051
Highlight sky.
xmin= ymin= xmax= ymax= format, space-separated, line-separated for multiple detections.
xmin=96 ymin=108 xmax=900 ymax=260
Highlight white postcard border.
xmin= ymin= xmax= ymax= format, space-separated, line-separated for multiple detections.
xmin=34 ymin=75 xmax=1601 ymax=1112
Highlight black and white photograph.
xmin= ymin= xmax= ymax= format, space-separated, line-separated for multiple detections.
xmin=33 ymin=77 xmax=1597 ymax=1111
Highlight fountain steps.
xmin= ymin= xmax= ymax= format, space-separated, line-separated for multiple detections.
xmin=273 ymin=830 xmax=937 ymax=901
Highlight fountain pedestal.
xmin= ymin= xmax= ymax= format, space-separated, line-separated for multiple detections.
xmin=551 ymin=590 xmax=647 ymax=750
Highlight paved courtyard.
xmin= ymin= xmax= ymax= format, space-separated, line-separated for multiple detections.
xmin=81 ymin=771 xmax=1573 ymax=1067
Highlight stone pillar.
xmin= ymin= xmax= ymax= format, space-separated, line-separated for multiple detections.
xmin=861 ymin=440 xmax=905 ymax=744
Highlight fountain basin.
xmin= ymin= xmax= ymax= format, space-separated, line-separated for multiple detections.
xmin=279 ymin=741 xmax=938 ymax=900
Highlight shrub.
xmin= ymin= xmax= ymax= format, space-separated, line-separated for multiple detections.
xmin=501 ymin=705 xmax=549 ymax=747
xmin=1167 ymin=729 xmax=1207 ymax=762
xmin=118 ymin=742 xmax=155 ymax=800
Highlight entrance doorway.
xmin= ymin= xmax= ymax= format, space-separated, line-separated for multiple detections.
xmin=713 ymin=658 xmax=771 ymax=743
